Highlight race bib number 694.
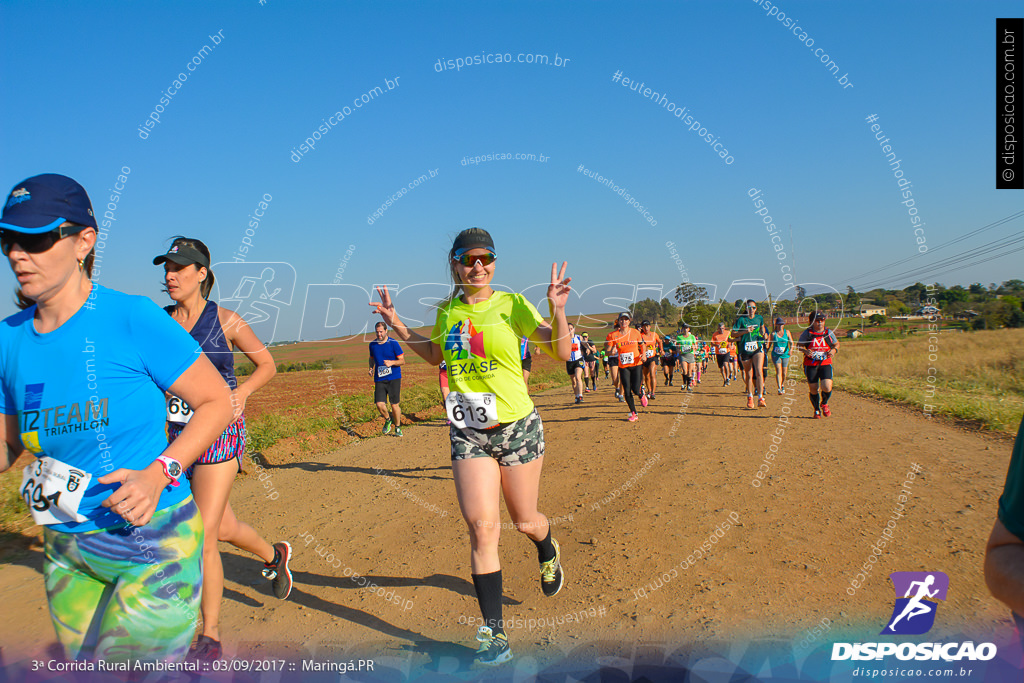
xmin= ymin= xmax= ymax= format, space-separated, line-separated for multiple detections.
xmin=21 ymin=457 xmax=91 ymax=525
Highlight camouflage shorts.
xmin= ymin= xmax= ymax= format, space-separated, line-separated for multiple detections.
xmin=450 ymin=408 xmax=545 ymax=466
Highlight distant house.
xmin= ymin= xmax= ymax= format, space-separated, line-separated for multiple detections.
xmin=912 ymin=305 xmax=941 ymax=316
xmin=858 ymin=304 xmax=886 ymax=318
xmin=953 ymin=309 xmax=978 ymax=320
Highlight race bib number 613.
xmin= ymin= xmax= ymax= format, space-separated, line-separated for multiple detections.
xmin=446 ymin=392 xmax=499 ymax=430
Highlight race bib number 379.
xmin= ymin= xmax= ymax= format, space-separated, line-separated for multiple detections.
xmin=446 ymin=392 xmax=499 ymax=430
xmin=21 ymin=457 xmax=91 ymax=525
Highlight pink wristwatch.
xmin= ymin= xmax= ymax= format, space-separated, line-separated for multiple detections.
xmin=156 ymin=455 xmax=182 ymax=487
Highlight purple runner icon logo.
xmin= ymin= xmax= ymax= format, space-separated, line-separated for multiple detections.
xmin=881 ymin=571 xmax=949 ymax=635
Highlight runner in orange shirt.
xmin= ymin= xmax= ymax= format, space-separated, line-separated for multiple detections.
xmin=727 ymin=338 xmax=739 ymax=382
xmin=711 ymin=323 xmax=732 ymax=386
xmin=605 ymin=323 xmax=623 ymax=402
xmin=638 ymin=320 xmax=663 ymax=401
xmin=610 ymin=312 xmax=646 ymax=421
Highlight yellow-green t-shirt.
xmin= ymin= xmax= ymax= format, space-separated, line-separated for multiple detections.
xmin=431 ymin=290 xmax=544 ymax=424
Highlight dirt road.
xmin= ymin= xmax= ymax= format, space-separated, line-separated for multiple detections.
xmin=0 ymin=378 xmax=1017 ymax=676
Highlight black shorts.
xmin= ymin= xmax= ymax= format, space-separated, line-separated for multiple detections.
xmin=642 ymin=355 xmax=657 ymax=368
xmin=804 ymin=364 xmax=834 ymax=384
xmin=566 ymin=359 xmax=585 ymax=376
xmin=716 ymin=353 xmax=730 ymax=368
xmin=738 ymin=347 xmax=765 ymax=363
xmin=521 ymin=356 xmax=532 ymax=372
xmin=608 ymin=356 xmax=619 ymax=367
xmin=662 ymin=356 xmax=676 ymax=367
xmin=374 ymin=378 xmax=401 ymax=404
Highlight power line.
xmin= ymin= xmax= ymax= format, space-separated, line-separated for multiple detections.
xmin=832 ymin=209 xmax=1024 ymax=290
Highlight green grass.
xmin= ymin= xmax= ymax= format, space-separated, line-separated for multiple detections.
xmin=242 ymin=362 xmax=573 ymax=453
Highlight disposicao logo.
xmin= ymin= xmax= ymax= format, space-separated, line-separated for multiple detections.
xmin=6 ymin=187 xmax=30 ymax=209
xmin=882 ymin=571 xmax=948 ymax=635
xmin=831 ymin=570 xmax=996 ymax=662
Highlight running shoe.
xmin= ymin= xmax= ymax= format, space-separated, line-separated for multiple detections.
xmin=640 ymin=393 xmax=648 ymax=408
xmin=822 ymin=404 xmax=831 ymax=418
xmin=187 ymin=635 xmax=222 ymax=663
xmin=723 ymin=379 xmax=729 ymax=386
xmin=649 ymin=393 xmax=655 ymax=400
xmin=758 ymin=396 xmax=766 ymax=408
xmin=697 ymin=379 xmax=702 ymax=384
xmin=262 ymin=541 xmax=293 ymax=599
xmin=617 ymin=393 xmax=624 ymax=403
xmin=382 ymin=418 xmax=393 ymax=435
xmin=628 ymin=412 xmax=638 ymax=422
xmin=778 ymin=388 xmax=785 ymax=395
xmin=540 ymin=538 xmax=564 ymax=596
xmin=395 ymin=426 xmax=404 ymax=437
xmin=746 ymin=395 xmax=755 ymax=409
xmin=584 ymin=387 xmax=591 ymax=393
xmin=814 ymin=410 xmax=822 ymax=419
xmin=474 ymin=627 xmax=512 ymax=666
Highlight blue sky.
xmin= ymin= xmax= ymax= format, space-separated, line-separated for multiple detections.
xmin=2 ymin=0 xmax=1021 ymax=341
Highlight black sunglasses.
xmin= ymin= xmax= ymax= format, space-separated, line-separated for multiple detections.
xmin=1 ymin=224 xmax=87 ymax=256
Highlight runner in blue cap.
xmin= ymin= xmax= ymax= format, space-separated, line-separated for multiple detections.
xmin=0 ymin=174 xmax=234 ymax=663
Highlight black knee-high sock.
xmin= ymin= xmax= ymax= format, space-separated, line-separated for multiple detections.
xmin=683 ymin=373 xmax=690 ymax=385
xmin=821 ymin=390 xmax=832 ymax=405
xmin=810 ymin=393 xmax=821 ymax=411
xmin=533 ymin=527 xmax=556 ymax=563
xmin=472 ymin=571 xmax=504 ymax=636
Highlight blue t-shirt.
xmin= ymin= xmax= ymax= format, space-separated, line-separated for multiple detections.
xmin=368 ymin=338 xmax=403 ymax=382
xmin=0 ymin=285 xmax=202 ymax=532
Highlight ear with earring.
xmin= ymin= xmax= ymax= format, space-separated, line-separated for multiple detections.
xmin=78 ymin=258 xmax=84 ymax=271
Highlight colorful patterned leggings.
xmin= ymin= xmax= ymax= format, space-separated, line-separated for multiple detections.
xmin=43 ymin=496 xmax=203 ymax=662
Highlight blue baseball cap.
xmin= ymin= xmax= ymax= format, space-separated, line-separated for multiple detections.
xmin=0 ymin=174 xmax=98 ymax=233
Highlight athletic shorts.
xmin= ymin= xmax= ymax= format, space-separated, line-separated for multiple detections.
xmin=679 ymin=353 xmax=696 ymax=364
xmin=450 ymin=408 xmax=544 ymax=466
xmin=642 ymin=354 xmax=657 ymax=368
xmin=168 ymin=415 xmax=246 ymax=478
xmin=521 ymin=356 xmax=532 ymax=372
xmin=374 ymin=378 xmax=402 ymax=405
xmin=804 ymin=364 xmax=834 ymax=384
xmin=43 ymin=496 xmax=203 ymax=662
xmin=716 ymin=354 xmax=729 ymax=368
xmin=738 ymin=347 xmax=765 ymax=362
xmin=608 ymin=356 xmax=619 ymax=367
xmin=565 ymin=359 xmax=585 ymax=376
xmin=773 ymin=354 xmax=790 ymax=367
xmin=662 ymin=355 xmax=676 ymax=367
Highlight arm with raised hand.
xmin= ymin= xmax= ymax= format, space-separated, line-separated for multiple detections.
xmin=369 ymin=285 xmax=443 ymax=366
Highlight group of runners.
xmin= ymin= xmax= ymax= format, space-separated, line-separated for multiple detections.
xmin=0 ymin=172 xmax=842 ymax=671
xmin=568 ymin=300 xmax=838 ymax=419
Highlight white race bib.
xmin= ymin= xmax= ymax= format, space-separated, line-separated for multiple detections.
xmin=446 ymin=392 xmax=499 ymax=430
xmin=21 ymin=457 xmax=92 ymax=525
xmin=377 ymin=365 xmax=393 ymax=378
xmin=744 ymin=341 xmax=759 ymax=353
xmin=680 ymin=344 xmax=692 ymax=353
xmin=619 ymin=352 xmax=634 ymax=365
xmin=166 ymin=395 xmax=194 ymax=425
xmin=645 ymin=349 xmax=655 ymax=359
xmin=717 ymin=347 xmax=729 ymax=355
xmin=811 ymin=351 xmax=828 ymax=362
